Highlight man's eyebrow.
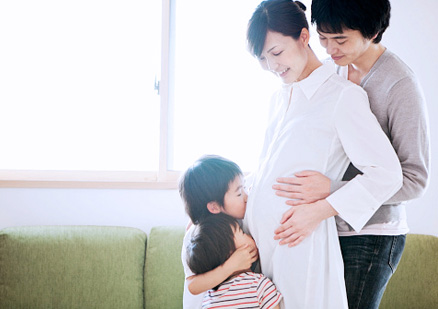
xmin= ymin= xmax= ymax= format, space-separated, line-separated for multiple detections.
xmin=317 ymin=31 xmax=347 ymax=39
xmin=235 ymin=185 xmax=243 ymax=192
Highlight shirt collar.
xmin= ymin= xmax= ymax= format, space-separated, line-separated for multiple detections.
xmin=294 ymin=62 xmax=336 ymax=100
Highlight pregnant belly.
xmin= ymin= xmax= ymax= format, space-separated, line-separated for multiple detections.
xmin=247 ymin=189 xmax=290 ymax=234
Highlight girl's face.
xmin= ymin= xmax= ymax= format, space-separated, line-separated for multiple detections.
xmin=258 ymin=30 xmax=309 ymax=84
xmin=222 ymin=176 xmax=247 ymax=220
xmin=233 ymin=225 xmax=256 ymax=249
xmin=317 ymin=29 xmax=374 ymax=66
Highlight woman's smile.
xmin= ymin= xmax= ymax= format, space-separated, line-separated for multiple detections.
xmin=260 ymin=31 xmax=311 ymax=84
xmin=276 ymin=68 xmax=290 ymax=78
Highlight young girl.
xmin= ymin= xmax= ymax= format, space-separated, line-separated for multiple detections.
xmin=186 ymin=213 xmax=282 ymax=309
xmin=244 ymin=0 xmax=402 ymax=308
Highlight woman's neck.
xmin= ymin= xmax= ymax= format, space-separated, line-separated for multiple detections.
xmin=297 ymin=49 xmax=322 ymax=82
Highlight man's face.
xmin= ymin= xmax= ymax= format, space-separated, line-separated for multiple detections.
xmin=317 ymin=28 xmax=374 ymax=66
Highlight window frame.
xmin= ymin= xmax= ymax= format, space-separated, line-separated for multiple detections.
xmin=0 ymin=0 xmax=178 ymax=189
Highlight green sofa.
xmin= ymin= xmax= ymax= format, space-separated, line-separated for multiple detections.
xmin=0 ymin=226 xmax=185 ymax=309
xmin=0 ymin=226 xmax=436 ymax=308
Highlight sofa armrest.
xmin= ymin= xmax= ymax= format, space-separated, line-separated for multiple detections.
xmin=145 ymin=226 xmax=185 ymax=309
xmin=380 ymin=233 xmax=438 ymax=308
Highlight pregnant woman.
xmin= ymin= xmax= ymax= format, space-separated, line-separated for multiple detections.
xmin=243 ymin=1 xmax=403 ymax=308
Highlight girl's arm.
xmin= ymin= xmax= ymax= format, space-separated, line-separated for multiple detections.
xmin=187 ymin=243 xmax=258 ymax=295
xmin=185 ymin=220 xmax=193 ymax=231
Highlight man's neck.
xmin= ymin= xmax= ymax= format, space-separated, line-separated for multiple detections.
xmin=349 ymin=43 xmax=386 ymax=84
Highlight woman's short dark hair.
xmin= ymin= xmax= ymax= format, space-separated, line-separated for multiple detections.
xmin=311 ymin=0 xmax=391 ymax=44
xmin=186 ymin=213 xmax=239 ymax=281
xmin=247 ymin=0 xmax=308 ymax=58
xmin=178 ymin=155 xmax=243 ymax=224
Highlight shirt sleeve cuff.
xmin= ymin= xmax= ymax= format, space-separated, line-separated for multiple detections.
xmin=326 ymin=181 xmax=380 ymax=232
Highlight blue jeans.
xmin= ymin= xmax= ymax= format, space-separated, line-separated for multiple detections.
xmin=339 ymin=235 xmax=406 ymax=309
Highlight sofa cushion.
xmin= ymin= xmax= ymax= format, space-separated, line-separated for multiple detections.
xmin=0 ymin=226 xmax=147 ymax=309
xmin=145 ymin=226 xmax=185 ymax=309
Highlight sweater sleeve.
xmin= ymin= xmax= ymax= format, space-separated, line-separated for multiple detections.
xmin=326 ymin=86 xmax=403 ymax=232
xmin=383 ymin=76 xmax=430 ymax=204
xmin=329 ymin=75 xmax=430 ymax=207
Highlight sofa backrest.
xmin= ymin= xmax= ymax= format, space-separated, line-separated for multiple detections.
xmin=144 ymin=226 xmax=185 ymax=309
xmin=145 ymin=228 xmax=438 ymax=308
xmin=0 ymin=226 xmax=147 ymax=309
xmin=1 ymin=225 xmax=436 ymax=308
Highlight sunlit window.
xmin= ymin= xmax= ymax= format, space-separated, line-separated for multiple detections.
xmin=0 ymin=0 xmax=161 ymax=171
xmin=0 ymin=0 xmax=327 ymax=187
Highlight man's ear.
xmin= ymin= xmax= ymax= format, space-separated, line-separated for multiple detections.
xmin=207 ymin=201 xmax=222 ymax=214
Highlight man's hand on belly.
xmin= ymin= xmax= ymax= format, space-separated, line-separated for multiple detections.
xmin=272 ymin=170 xmax=331 ymax=206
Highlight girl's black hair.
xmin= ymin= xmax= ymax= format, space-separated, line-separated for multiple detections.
xmin=178 ymin=155 xmax=242 ymax=224
xmin=311 ymin=0 xmax=391 ymax=44
xmin=247 ymin=0 xmax=308 ymax=58
xmin=186 ymin=213 xmax=240 ymax=288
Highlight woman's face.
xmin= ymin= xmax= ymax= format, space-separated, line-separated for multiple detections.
xmin=317 ymin=29 xmax=373 ymax=66
xmin=258 ymin=30 xmax=308 ymax=84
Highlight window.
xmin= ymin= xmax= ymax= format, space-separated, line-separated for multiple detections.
xmin=169 ymin=0 xmax=277 ymax=173
xmin=0 ymin=0 xmax=326 ymax=188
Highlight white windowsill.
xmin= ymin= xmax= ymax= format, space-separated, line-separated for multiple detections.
xmin=0 ymin=170 xmax=180 ymax=189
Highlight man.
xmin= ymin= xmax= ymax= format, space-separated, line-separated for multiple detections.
xmin=273 ymin=0 xmax=430 ymax=308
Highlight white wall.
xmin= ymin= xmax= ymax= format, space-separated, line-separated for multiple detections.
xmin=381 ymin=0 xmax=438 ymax=236
xmin=0 ymin=188 xmax=187 ymax=234
xmin=0 ymin=0 xmax=437 ymax=236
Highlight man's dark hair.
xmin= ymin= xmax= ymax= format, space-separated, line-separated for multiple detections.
xmin=186 ymin=213 xmax=239 ymax=282
xmin=311 ymin=0 xmax=391 ymax=43
xmin=178 ymin=155 xmax=242 ymax=224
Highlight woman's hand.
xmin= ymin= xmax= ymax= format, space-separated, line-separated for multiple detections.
xmin=272 ymin=170 xmax=331 ymax=206
xmin=274 ymin=200 xmax=338 ymax=247
xmin=223 ymin=243 xmax=258 ymax=275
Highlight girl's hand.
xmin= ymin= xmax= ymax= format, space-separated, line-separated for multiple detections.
xmin=274 ymin=200 xmax=338 ymax=246
xmin=223 ymin=243 xmax=258 ymax=275
xmin=272 ymin=171 xmax=331 ymax=206
xmin=187 ymin=243 xmax=258 ymax=295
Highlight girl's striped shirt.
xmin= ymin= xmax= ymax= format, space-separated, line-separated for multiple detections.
xmin=202 ymin=272 xmax=282 ymax=309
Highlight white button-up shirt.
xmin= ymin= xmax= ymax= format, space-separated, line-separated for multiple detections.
xmin=244 ymin=62 xmax=402 ymax=309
